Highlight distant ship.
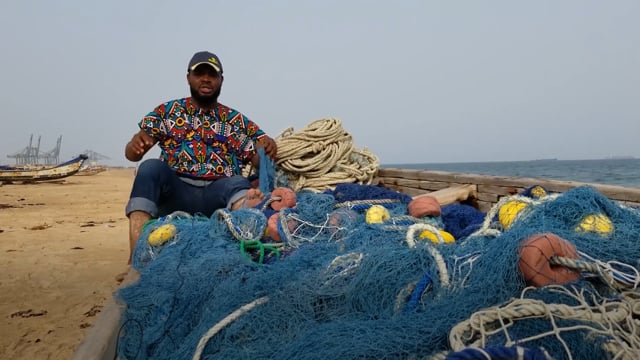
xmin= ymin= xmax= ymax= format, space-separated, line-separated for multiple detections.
xmin=604 ymin=155 xmax=636 ymax=160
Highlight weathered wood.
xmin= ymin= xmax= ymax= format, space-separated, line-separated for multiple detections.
xmin=395 ymin=187 xmax=424 ymax=197
xmin=377 ymin=168 xmax=421 ymax=180
xmin=377 ymin=168 xmax=640 ymax=207
xmin=395 ymin=178 xmax=421 ymax=189
xmin=413 ymin=185 xmax=477 ymax=206
xmin=476 ymin=200 xmax=493 ymax=213
xmin=477 ymin=184 xmax=521 ymax=197
xmin=475 ymin=192 xmax=499 ymax=204
xmin=417 ymin=180 xmax=454 ymax=191
xmin=73 ymin=270 xmax=139 ymax=360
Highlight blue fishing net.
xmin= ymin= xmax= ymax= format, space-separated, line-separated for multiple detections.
xmin=116 ymin=185 xmax=640 ymax=360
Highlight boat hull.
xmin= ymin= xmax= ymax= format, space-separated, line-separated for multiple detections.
xmin=0 ymin=154 xmax=88 ymax=183
xmin=74 ymin=167 xmax=640 ymax=359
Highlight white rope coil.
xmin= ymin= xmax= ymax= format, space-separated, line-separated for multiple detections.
xmin=275 ymin=118 xmax=380 ymax=192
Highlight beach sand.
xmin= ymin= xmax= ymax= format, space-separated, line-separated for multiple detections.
xmin=0 ymin=168 xmax=133 ymax=359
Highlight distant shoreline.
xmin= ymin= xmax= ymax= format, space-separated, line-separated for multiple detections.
xmin=383 ymin=157 xmax=638 ymax=167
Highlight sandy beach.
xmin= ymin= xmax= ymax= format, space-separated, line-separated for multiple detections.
xmin=0 ymin=168 xmax=133 ymax=359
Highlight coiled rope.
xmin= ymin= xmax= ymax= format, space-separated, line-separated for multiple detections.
xmin=275 ymin=118 xmax=380 ymax=192
xmin=449 ymin=285 xmax=640 ymax=360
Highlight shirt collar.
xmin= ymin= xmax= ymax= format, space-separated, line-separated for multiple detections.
xmin=184 ymin=97 xmax=217 ymax=117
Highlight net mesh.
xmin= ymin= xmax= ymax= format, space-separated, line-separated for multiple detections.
xmin=117 ymin=185 xmax=640 ymax=360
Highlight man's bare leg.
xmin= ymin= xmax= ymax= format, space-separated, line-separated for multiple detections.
xmin=231 ymin=188 xmax=265 ymax=210
xmin=128 ymin=210 xmax=152 ymax=264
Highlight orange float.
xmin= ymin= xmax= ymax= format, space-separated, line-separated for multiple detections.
xmin=518 ymin=233 xmax=580 ymax=287
xmin=270 ymin=187 xmax=297 ymax=211
xmin=329 ymin=208 xmax=358 ymax=228
xmin=267 ymin=214 xmax=283 ymax=242
xmin=266 ymin=213 xmax=298 ymax=242
xmin=408 ymin=196 xmax=441 ymax=218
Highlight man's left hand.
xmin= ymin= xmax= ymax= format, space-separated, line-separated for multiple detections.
xmin=258 ymin=136 xmax=277 ymax=160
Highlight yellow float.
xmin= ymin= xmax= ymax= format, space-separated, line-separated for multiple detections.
xmin=419 ymin=229 xmax=455 ymax=244
xmin=498 ymin=200 xmax=528 ymax=230
xmin=575 ymin=214 xmax=613 ymax=235
xmin=148 ymin=224 xmax=177 ymax=246
xmin=365 ymin=205 xmax=391 ymax=224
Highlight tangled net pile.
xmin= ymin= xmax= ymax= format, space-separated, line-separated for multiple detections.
xmin=114 ymin=120 xmax=640 ymax=359
xmin=116 ymin=181 xmax=640 ymax=359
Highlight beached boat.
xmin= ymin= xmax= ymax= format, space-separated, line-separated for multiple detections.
xmin=72 ymin=116 xmax=640 ymax=359
xmin=76 ymin=164 xmax=108 ymax=176
xmin=0 ymin=154 xmax=89 ymax=183
xmin=74 ymin=167 xmax=640 ymax=360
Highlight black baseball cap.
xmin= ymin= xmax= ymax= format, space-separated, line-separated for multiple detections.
xmin=188 ymin=51 xmax=223 ymax=73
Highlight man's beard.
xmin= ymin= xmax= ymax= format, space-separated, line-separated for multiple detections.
xmin=190 ymin=86 xmax=221 ymax=108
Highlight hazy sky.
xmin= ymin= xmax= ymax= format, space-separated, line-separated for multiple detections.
xmin=1 ymin=1 xmax=638 ymax=166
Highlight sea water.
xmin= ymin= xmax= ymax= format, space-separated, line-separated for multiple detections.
xmin=382 ymin=158 xmax=640 ymax=188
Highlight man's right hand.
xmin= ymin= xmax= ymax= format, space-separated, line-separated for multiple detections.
xmin=125 ymin=130 xmax=156 ymax=161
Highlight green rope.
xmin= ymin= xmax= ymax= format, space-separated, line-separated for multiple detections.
xmin=239 ymin=239 xmax=281 ymax=264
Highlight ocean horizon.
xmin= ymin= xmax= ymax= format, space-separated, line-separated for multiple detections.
xmin=381 ymin=158 xmax=640 ymax=188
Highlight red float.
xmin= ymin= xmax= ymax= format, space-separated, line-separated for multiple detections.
xmin=518 ymin=233 xmax=580 ymax=287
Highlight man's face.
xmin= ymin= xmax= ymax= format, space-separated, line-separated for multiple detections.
xmin=187 ymin=64 xmax=223 ymax=106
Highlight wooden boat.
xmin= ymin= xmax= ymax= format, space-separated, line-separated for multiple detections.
xmin=77 ymin=165 xmax=108 ymax=176
xmin=73 ymin=167 xmax=640 ymax=360
xmin=0 ymin=154 xmax=88 ymax=183
xmin=377 ymin=168 xmax=640 ymax=210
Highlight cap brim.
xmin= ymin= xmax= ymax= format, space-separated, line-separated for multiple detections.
xmin=189 ymin=62 xmax=221 ymax=73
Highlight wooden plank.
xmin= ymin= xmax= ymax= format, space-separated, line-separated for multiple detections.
xmin=476 ymin=192 xmax=499 ymax=203
xmin=477 ymin=200 xmax=493 ymax=213
xmin=378 ymin=168 xmax=640 ymax=204
xmin=478 ymin=184 xmax=521 ymax=197
xmin=377 ymin=168 xmax=420 ymax=180
xmin=413 ymin=185 xmax=477 ymax=206
xmin=423 ymin=181 xmax=465 ymax=191
xmin=396 ymin=187 xmax=425 ymax=197
xmin=395 ymin=178 xmax=421 ymax=189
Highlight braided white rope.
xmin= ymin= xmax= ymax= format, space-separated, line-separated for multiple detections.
xmin=468 ymin=193 xmax=561 ymax=238
xmin=405 ymin=224 xmax=450 ymax=287
xmin=192 ymin=296 xmax=269 ymax=360
xmin=578 ymin=251 xmax=640 ymax=290
xmin=405 ymin=222 xmax=448 ymax=247
xmin=163 ymin=210 xmax=193 ymax=221
xmin=321 ymin=252 xmax=364 ymax=289
xmin=276 ymin=210 xmax=339 ymax=247
xmin=449 ymin=285 xmax=639 ymax=360
xmin=333 ymin=198 xmax=400 ymax=209
xmin=214 ymin=208 xmax=266 ymax=241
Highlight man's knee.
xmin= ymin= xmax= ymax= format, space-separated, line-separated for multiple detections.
xmin=226 ymin=175 xmax=252 ymax=190
xmin=136 ymin=158 xmax=167 ymax=177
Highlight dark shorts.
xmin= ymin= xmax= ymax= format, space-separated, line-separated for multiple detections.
xmin=125 ymin=159 xmax=251 ymax=218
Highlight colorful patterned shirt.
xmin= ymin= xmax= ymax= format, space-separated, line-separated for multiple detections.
xmin=139 ymin=98 xmax=266 ymax=179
